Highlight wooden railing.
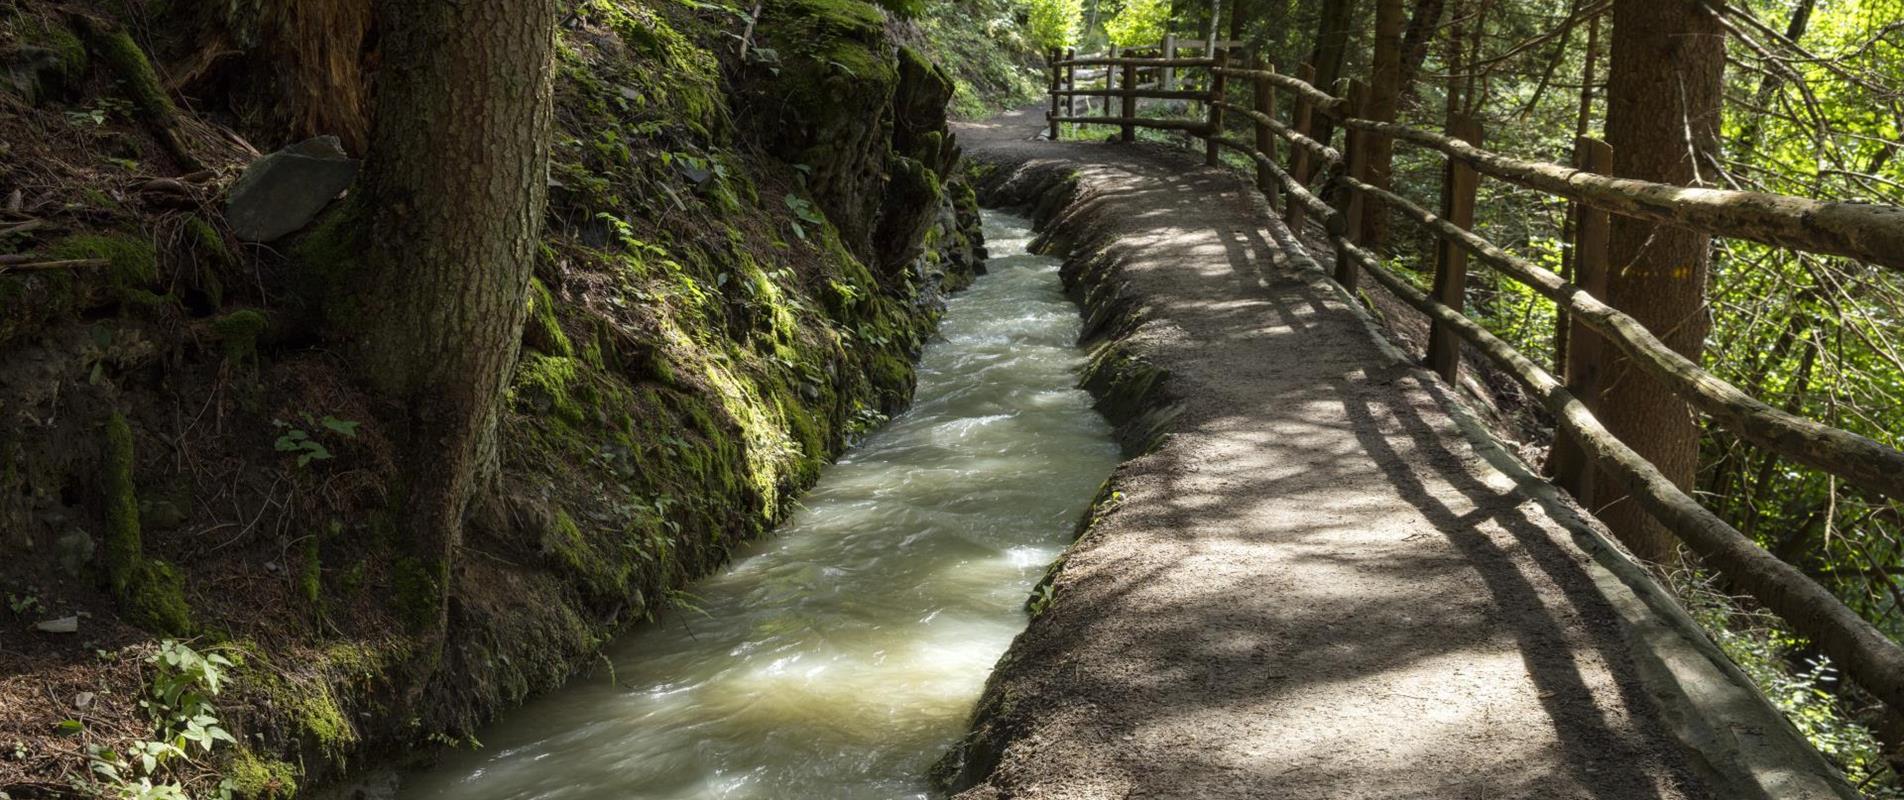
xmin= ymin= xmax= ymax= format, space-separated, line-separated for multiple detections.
xmin=1042 ymin=50 xmax=1904 ymax=718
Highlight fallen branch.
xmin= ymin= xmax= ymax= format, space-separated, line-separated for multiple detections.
xmin=0 ymin=257 xmax=111 ymax=272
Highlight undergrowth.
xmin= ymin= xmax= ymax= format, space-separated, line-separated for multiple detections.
xmin=1674 ymin=572 xmax=1903 ymax=797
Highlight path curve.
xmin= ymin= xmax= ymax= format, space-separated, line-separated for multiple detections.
xmin=937 ymin=108 xmax=1856 ymax=800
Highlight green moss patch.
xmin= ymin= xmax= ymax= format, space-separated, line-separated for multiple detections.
xmin=46 ymin=231 xmax=159 ymax=289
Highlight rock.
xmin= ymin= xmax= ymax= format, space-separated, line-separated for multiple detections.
xmin=33 ymin=616 xmax=78 ymax=634
xmin=226 ymin=136 xmax=359 ymax=242
xmin=74 ymin=692 xmax=94 ymax=709
xmin=54 ymin=530 xmax=94 ymax=575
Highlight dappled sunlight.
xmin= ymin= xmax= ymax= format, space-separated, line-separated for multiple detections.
xmin=944 ymin=128 xmax=1709 ymax=799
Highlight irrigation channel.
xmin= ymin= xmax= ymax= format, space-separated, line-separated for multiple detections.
xmin=399 ymin=210 xmax=1121 ymax=799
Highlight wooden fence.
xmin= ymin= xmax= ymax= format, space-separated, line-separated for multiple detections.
xmin=1042 ymin=49 xmax=1904 ymax=720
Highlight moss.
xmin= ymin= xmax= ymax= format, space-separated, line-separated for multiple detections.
xmin=224 ymin=750 xmax=298 ymax=799
xmin=41 ymin=24 xmax=90 ymax=78
xmin=211 ymin=309 xmax=269 ymax=368
xmin=524 ymin=277 xmax=574 ymax=357
xmin=87 ymin=25 xmax=177 ymax=122
xmin=185 ymin=216 xmax=233 ymax=266
xmin=102 ymin=412 xmax=141 ymax=594
xmin=230 ymin=644 xmax=368 ymax=766
xmin=46 ymin=232 xmax=158 ymax=289
xmin=543 ymin=508 xmax=632 ymax=599
xmin=182 ymin=216 xmax=234 ymax=308
xmin=290 ymin=682 xmax=353 ymax=757
xmin=391 ymin=556 xmax=442 ymax=633
xmin=121 ymin=559 xmax=191 ymax=636
xmin=514 ymin=354 xmax=586 ymax=423
xmin=291 ymin=203 xmax=368 ymax=327
xmin=298 ymin=533 xmax=320 ymax=607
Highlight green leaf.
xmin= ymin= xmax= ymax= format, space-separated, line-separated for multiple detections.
xmin=320 ymin=417 xmax=360 ymax=438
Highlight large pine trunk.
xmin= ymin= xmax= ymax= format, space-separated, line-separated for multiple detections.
xmin=1306 ymin=0 xmax=1358 ymax=147
xmin=353 ymin=0 xmax=559 ymax=644
xmin=1594 ymin=0 xmax=1725 ymax=564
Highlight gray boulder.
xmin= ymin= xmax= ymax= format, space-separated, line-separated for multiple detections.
xmin=227 ymin=136 xmax=359 ymax=242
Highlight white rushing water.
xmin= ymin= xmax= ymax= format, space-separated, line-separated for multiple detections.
xmin=398 ymin=210 xmax=1119 ymax=800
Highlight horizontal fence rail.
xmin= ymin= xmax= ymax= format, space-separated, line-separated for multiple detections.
xmin=1043 ymin=48 xmax=1904 ymax=717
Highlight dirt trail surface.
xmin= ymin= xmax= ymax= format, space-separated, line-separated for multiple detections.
xmin=940 ymin=108 xmax=1855 ymax=800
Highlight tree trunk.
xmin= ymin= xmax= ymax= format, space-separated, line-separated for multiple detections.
xmin=1360 ymin=0 xmax=1405 ymax=245
xmin=1307 ymin=0 xmax=1358 ymax=147
xmin=1396 ymin=0 xmax=1446 ymax=107
xmin=354 ymin=0 xmax=559 ymax=646
xmin=1594 ymin=0 xmax=1725 ymax=565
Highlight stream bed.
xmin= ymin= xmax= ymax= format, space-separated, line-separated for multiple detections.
xmin=397 ymin=210 xmax=1120 ymax=800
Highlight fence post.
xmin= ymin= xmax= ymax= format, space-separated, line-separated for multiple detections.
xmin=1425 ymin=115 xmax=1484 ymax=383
xmin=1064 ymin=48 xmax=1077 ymax=119
xmin=1164 ymin=34 xmax=1178 ymax=92
xmin=1251 ymin=54 xmax=1278 ymax=206
xmin=1048 ymin=47 xmax=1061 ymax=140
xmin=1551 ymin=137 xmax=1615 ymax=502
xmin=1122 ymin=61 xmax=1137 ymax=143
xmin=1285 ymin=63 xmax=1316 ymax=233
xmin=1205 ymin=50 xmax=1228 ymax=166
xmin=1105 ymin=45 xmax=1118 ymax=121
xmin=1332 ymin=79 xmax=1368 ymax=291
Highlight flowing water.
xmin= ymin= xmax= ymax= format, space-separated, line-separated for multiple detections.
xmin=399 ymin=211 xmax=1120 ymax=800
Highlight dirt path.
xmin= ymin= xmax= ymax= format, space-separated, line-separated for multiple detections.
xmin=940 ymin=109 xmax=1853 ymax=800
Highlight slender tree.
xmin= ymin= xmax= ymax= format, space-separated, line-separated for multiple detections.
xmin=1361 ymin=0 xmax=1406 ymax=244
xmin=352 ymin=0 xmax=560 ymax=646
xmin=1396 ymin=0 xmax=1446 ymax=103
xmin=1593 ymin=0 xmax=1726 ymax=564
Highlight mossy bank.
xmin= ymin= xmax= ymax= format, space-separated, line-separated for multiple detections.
xmin=0 ymin=0 xmax=982 ymax=794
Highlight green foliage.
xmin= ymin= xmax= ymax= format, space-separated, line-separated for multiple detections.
xmin=1104 ymin=0 xmax=1168 ymax=47
xmin=86 ymin=641 xmax=237 ymax=799
xmin=271 ymin=414 xmax=358 ymax=468
xmin=1025 ymin=0 xmax=1084 ymax=50
xmin=1680 ymin=577 xmax=1902 ymax=795
xmin=909 ymin=0 xmax=1044 ymax=118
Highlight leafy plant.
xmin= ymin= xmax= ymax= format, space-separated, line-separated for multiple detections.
xmin=86 ymin=641 xmax=239 ymax=800
xmin=782 ymin=193 xmax=825 ymax=241
xmin=272 ymin=414 xmax=359 ymax=468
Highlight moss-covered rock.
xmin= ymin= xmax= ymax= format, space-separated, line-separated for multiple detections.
xmin=45 ymin=232 xmax=159 ymax=290
xmin=743 ymin=0 xmax=901 ymax=260
xmin=524 ymin=277 xmax=574 ymax=358
xmin=211 ymin=309 xmax=269 ymax=368
xmin=224 ymin=750 xmax=299 ymax=800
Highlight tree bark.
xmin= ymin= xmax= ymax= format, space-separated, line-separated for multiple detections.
xmin=1360 ymin=0 xmax=1406 ymax=245
xmin=1595 ymin=0 xmax=1726 ymax=565
xmin=353 ymin=0 xmax=559 ymax=646
xmin=1396 ymin=0 xmax=1445 ymax=106
xmin=1306 ymin=0 xmax=1358 ymax=147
